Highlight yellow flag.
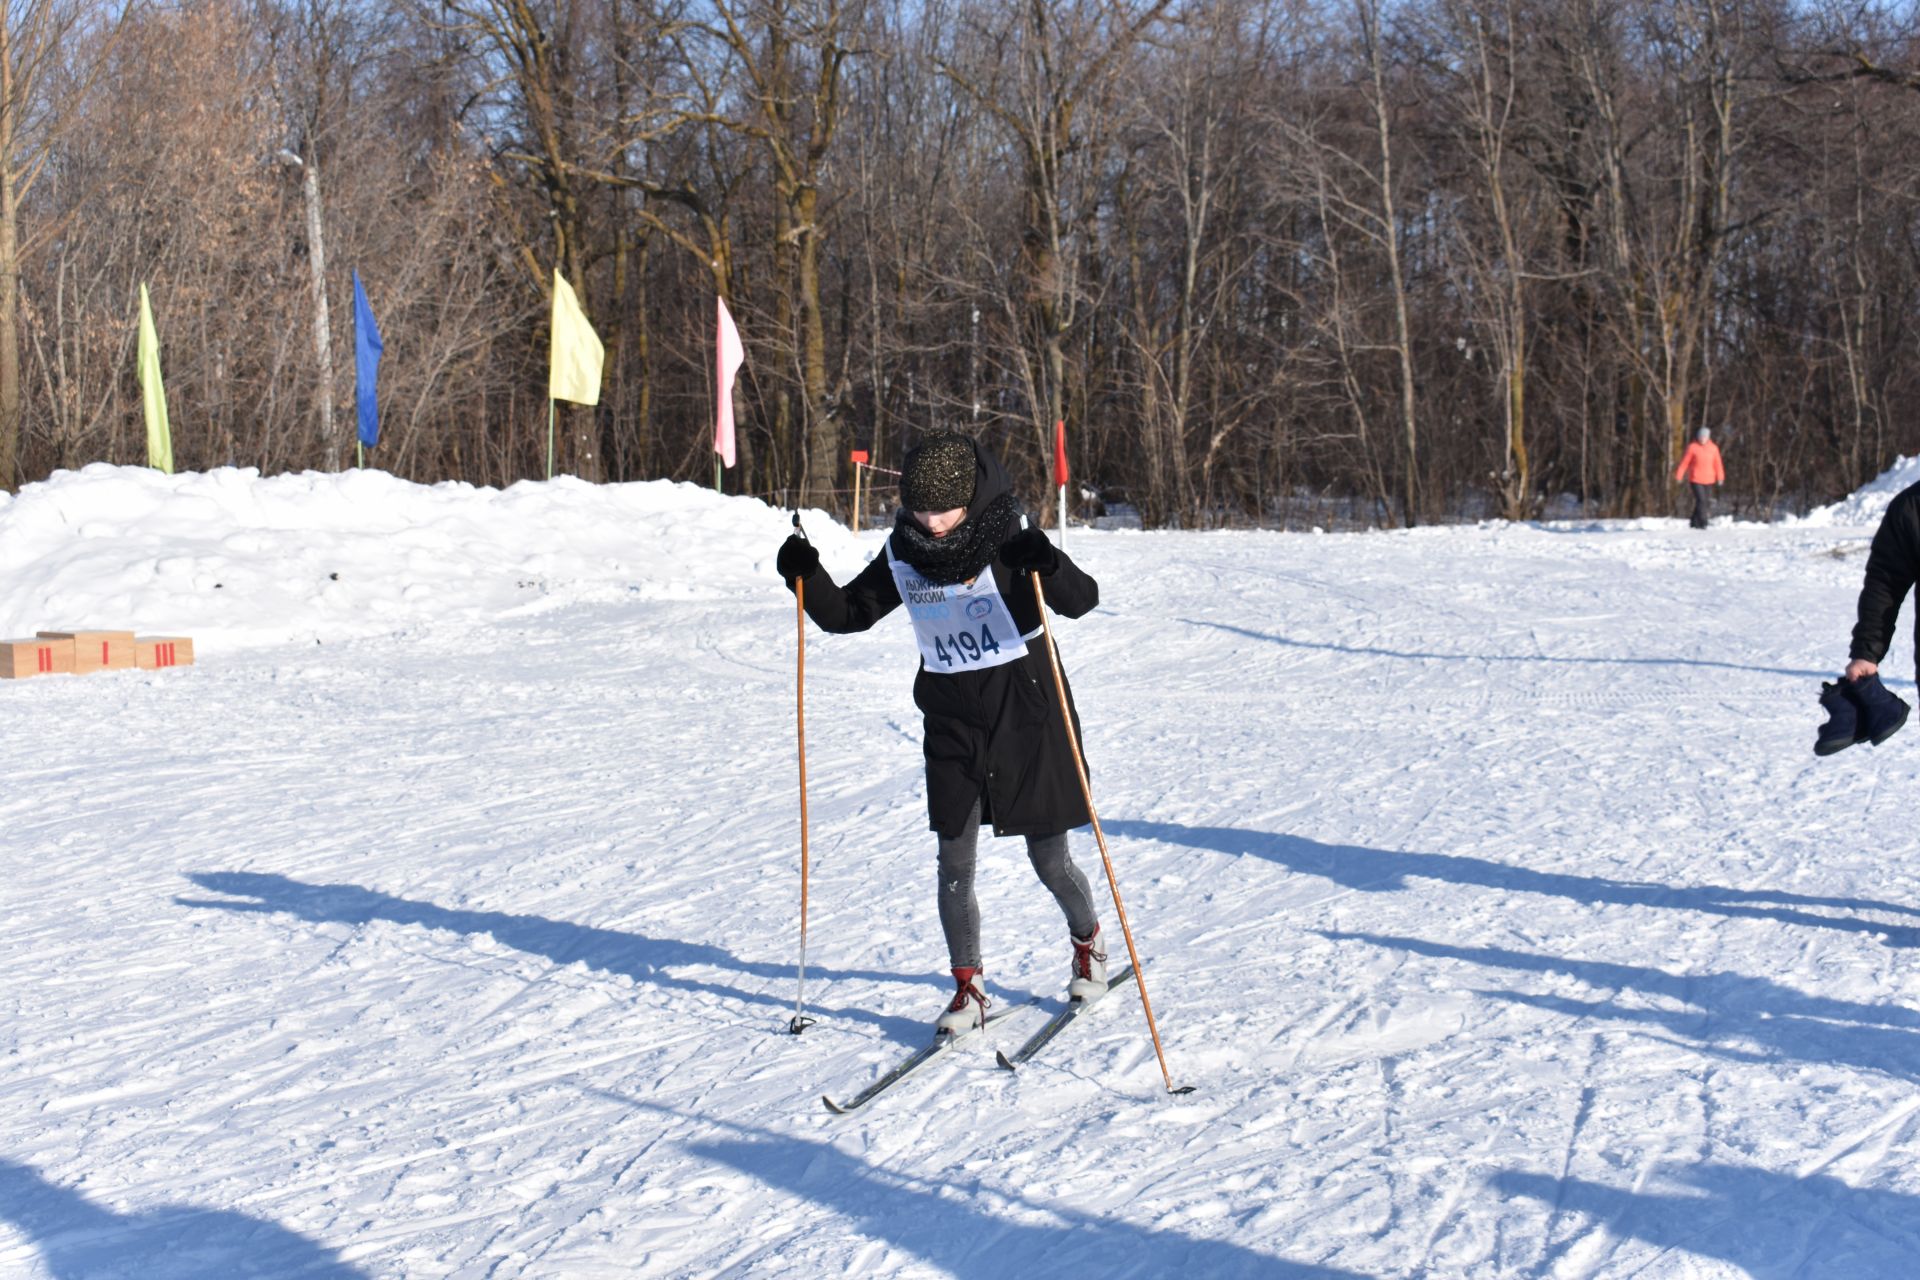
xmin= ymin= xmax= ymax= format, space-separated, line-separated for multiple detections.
xmin=137 ymin=284 xmax=174 ymax=474
xmin=548 ymin=269 xmax=603 ymax=406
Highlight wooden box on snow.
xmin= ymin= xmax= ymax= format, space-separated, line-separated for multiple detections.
xmin=37 ymin=630 xmax=136 ymax=674
xmin=0 ymin=637 xmax=76 ymax=678
xmin=134 ymin=637 xmax=194 ymax=670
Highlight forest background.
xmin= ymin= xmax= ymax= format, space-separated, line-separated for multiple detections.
xmin=5 ymin=0 xmax=1920 ymax=529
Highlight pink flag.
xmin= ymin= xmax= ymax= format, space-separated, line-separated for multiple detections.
xmin=715 ymin=296 xmax=744 ymax=467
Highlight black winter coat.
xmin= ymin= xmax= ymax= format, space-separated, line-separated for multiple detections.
xmin=1851 ymin=480 xmax=1920 ymax=669
xmin=791 ymin=528 xmax=1099 ymax=841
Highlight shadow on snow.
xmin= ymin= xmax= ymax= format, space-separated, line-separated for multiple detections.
xmin=0 ymin=1156 xmax=363 ymax=1279
xmin=1101 ymin=820 xmax=1920 ymax=946
xmin=174 ymin=870 xmax=934 ymax=1044
xmin=1492 ymin=1161 xmax=1920 ymax=1276
xmin=686 ymin=1135 xmax=1361 ymax=1279
xmin=590 ymin=1091 xmax=1361 ymax=1279
xmin=1324 ymin=930 xmax=1920 ymax=1079
xmin=1179 ymin=616 xmax=1873 ymax=685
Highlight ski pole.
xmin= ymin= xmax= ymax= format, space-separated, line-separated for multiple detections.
xmin=1028 ymin=567 xmax=1193 ymax=1096
xmin=790 ymin=512 xmax=816 ymax=1035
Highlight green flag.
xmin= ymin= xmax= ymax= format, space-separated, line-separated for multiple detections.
xmin=137 ymin=284 xmax=173 ymax=474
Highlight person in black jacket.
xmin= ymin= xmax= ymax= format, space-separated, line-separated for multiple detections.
xmin=1818 ymin=484 xmax=1916 ymax=754
xmin=776 ymin=433 xmax=1108 ymax=1035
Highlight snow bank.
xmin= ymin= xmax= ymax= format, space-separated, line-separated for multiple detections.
xmin=1797 ymin=455 xmax=1920 ymax=528
xmin=0 ymin=464 xmax=856 ymax=649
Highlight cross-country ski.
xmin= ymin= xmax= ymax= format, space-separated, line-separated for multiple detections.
xmin=823 ymin=1000 xmax=1036 ymax=1115
xmin=995 ymin=966 xmax=1138 ymax=1072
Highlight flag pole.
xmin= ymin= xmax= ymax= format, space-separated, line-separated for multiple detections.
xmin=547 ymin=401 xmax=556 ymax=480
xmin=358 ymin=442 xmax=364 ymax=470
xmin=1053 ymin=418 xmax=1069 ymax=546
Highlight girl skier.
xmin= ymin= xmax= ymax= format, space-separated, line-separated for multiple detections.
xmin=776 ymin=432 xmax=1107 ymax=1035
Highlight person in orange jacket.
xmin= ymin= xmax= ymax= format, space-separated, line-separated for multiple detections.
xmin=1674 ymin=426 xmax=1725 ymax=529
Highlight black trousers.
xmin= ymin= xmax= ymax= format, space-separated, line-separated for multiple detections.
xmin=1689 ymin=482 xmax=1713 ymax=529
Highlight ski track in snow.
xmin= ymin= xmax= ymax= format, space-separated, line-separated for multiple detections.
xmin=4 ymin=470 xmax=1920 ymax=1276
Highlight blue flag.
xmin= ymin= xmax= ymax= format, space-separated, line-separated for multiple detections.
xmin=352 ymin=270 xmax=384 ymax=449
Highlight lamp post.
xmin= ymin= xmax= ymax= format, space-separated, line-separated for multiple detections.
xmin=277 ymin=146 xmax=338 ymax=471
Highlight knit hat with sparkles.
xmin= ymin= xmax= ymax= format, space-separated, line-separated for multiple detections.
xmin=899 ymin=434 xmax=977 ymax=512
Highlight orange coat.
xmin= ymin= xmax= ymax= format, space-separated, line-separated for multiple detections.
xmin=1675 ymin=439 xmax=1724 ymax=485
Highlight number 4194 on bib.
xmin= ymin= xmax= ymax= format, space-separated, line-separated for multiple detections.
xmin=934 ymin=625 xmax=1001 ymax=667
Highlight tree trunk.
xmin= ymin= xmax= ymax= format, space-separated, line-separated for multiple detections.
xmin=297 ymin=147 xmax=337 ymax=471
xmin=796 ymin=182 xmax=835 ymax=504
xmin=1360 ymin=0 xmax=1418 ymax=526
xmin=0 ymin=14 xmax=17 ymax=493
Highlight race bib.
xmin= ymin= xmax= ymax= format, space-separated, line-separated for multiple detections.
xmin=887 ymin=540 xmax=1033 ymax=673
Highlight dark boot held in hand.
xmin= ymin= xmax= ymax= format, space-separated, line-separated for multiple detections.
xmin=1815 ymin=682 xmax=1865 ymax=756
xmin=1848 ymin=672 xmax=1910 ymax=747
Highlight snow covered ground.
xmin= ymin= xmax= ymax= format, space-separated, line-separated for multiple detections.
xmin=4 ymin=463 xmax=1920 ymax=1278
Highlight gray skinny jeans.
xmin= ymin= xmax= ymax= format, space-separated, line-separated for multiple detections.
xmin=936 ymin=798 xmax=1099 ymax=970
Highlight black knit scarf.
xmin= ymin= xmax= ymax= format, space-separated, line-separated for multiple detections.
xmin=891 ymin=492 xmax=1021 ymax=585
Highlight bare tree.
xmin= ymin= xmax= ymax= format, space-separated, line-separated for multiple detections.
xmin=0 ymin=0 xmax=133 ymax=490
xmin=1427 ymin=0 xmax=1550 ymax=517
xmin=936 ymin=0 xmax=1171 ymax=503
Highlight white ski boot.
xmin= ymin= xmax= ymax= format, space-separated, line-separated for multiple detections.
xmin=935 ymin=967 xmax=989 ymax=1036
xmin=1069 ymin=926 xmax=1108 ymax=1002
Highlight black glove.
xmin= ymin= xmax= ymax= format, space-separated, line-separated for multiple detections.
xmin=1000 ymin=525 xmax=1059 ymax=576
xmin=777 ymin=533 xmax=820 ymax=583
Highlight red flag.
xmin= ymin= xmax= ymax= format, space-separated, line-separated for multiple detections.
xmin=1053 ymin=419 xmax=1069 ymax=487
xmin=715 ymin=297 xmax=745 ymax=467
